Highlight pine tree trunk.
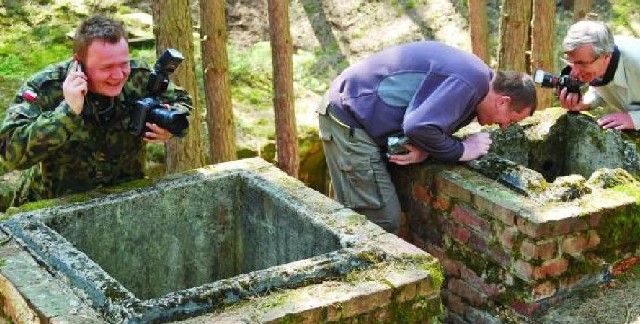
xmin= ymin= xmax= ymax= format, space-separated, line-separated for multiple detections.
xmin=200 ymin=0 xmax=237 ymax=163
xmin=151 ymin=0 xmax=206 ymax=173
xmin=469 ymin=0 xmax=490 ymax=64
xmin=267 ymin=0 xmax=299 ymax=177
xmin=574 ymin=0 xmax=592 ymax=21
xmin=498 ymin=0 xmax=533 ymax=71
xmin=531 ymin=0 xmax=556 ymax=109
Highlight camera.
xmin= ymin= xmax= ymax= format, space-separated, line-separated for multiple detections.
xmin=533 ymin=68 xmax=583 ymax=94
xmin=386 ymin=135 xmax=410 ymax=158
xmin=129 ymin=48 xmax=190 ymax=138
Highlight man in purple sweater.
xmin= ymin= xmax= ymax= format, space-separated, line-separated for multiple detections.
xmin=317 ymin=41 xmax=537 ymax=234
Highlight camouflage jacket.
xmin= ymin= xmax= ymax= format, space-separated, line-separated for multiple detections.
xmin=0 ymin=59 xmax=192 ymax=206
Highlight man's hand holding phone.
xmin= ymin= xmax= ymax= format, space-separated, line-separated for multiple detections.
xmin=63 ymin=58 xmax=88 ymax=115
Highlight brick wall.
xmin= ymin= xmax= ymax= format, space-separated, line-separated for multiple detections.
xmin=392 ymin=162 xmax=640 ymax=323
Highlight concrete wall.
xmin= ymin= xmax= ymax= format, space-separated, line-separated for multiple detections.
xmin=0 ymin=158 xmax=444 ymax=323
xmin=50 ymin=173 xmax=340 ymax=300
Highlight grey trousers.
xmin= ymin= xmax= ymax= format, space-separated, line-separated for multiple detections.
xmin=317 ymin=101 xmax=400 ymax=234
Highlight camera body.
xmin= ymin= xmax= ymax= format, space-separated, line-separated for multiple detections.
xmin=386 ymin=135 xmax=410 ymax=158
xmin=129 ymin=48 xmax=189 ymax=138
xmin=533 ymin=69 xmax=583 ymax=94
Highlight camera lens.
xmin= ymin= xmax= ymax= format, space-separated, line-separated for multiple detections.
xmin=147 ymin=106 xmax=189 ymax=137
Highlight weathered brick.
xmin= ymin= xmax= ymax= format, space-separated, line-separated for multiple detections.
xmin=511 ymin=299 xmax=539 ymax=318
xmin=520 ymin=239 xmax=557 ymax=261
xmin=433 ymin=194 xmax=451 ymax=211
xmin=441 ymin=218 xmax=470 ymax=244
xmin=442 ymin=257 xmax=462 ymax=277
xmin=413 ymin=184 xmax=432 ymax=205
xmin=424 ymin=243 xmax=446 ymax=260
xmin=485 ymin=246 xmax=512 ymax=268
xmin=561 ymin=234 xmax=589 ymax=256
xmin=532 ymin=281 xmax=557 ymax=300
xmin=472 ymin=194 xmax=516 ymax=226
xmin=466 ymin=308 xmax=502 ymax=324
xmin=442 ymin=290 xmax=468 ymax=316
xmin=587 ymin=230 xmax=600 ymax=248
xmin=558 ymin=274 xmax=583 ymax=290
xmin=539 ymin=258 xmax=569 ymax=278
xmin=551 ymin=217 xmax=589 ymax=236
xmin=589 ymin=212 xmax=601 ymax=227
xmin=514 ymin=260 xmax=535 ymax=281
xmin=435 ymin=174 xmax=472 ymax=203
xmin=451 ymin=204 xmax=490 ymax=233
xmin=338 ymin=288 xmax=393 ymax=319
xmin=460 ymin=266 xmax=504 ymax=297
xmin=498 ymin=226 xmax=518 ymax=250
xmin=467 ymin=229 xmax=489 ymax=254
xmin=516 ymin=218 xmax=553 ymax=239
xmin=448 ymin=278 xmax=485 ymax=307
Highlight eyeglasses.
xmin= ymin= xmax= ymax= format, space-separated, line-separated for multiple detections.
xmin=561 ymin=55 xmax=600 ymax=69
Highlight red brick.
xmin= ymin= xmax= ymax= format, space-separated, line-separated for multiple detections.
xmin=460 ymin=266 xmax=504 ymax=297
xmin=448 ymin=278 xmax=485 ymax=307
xmin=472 ymin=194 xmax=516 ymax=226
xmin=511 ymin=299 xmax=539 ymax=317
xmin=451 ymin=204 xmax=490 ymax=233
xmin=433 ymin=195 xmax=451 ymax=211
xmin=587 ymin=230 xmax=600 ymax=248
xmin=559 ymin=274 xmax=583 ymax=290
xmin=424 ymin=243 xmax=446 ymax=260
xmin=514 ymin=260 xmax=535 ymax=281
xmin=561 ymin=234 xmax=588 ymax=256
xmin=434 ymin=174 xmax=472 ymax=203
xmin=552 ymin=217 xmax=589 ymax=236
xmin=532 ymin=281 xmax=557 ymax=300
xmin=467 ymin=229 xmax=489 ymax=253
xmin=539 ymin=258 xmax=569 ymax=278
xmin=441 ymin=218 xmax=470 ymax=244
xmin=589 ymin=212 xmax=601 ymax=227
xmin=442 ymin=291 xmax=468 ymax=315
xmin=413 ymin=184 xmax=432 ymax=205
xmin=442 ymin=257 xmax=462 ymax=277
xmin=498 ymin=226 xmax=518 ymax=249
xmin=516 ymin=217 xmax=552 ymax=239
xmin=520 ymin=239 xmax=557 ymax=261
xmin=485 ymin=246 xmax=512 ymax=268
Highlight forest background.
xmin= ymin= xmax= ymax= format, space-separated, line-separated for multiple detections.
xmin=0 ymin=0 xmax=639 ymax=188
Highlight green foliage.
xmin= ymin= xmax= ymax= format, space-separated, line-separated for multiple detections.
xmin=610 ymin=0 xmax=640 ymax=37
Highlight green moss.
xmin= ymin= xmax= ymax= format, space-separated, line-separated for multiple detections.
xmin=592 ymin=204 xmax=640 ymax=262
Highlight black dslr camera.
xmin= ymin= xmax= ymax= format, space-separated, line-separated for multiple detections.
xmin=129 ymin=48 xmax=189 ymax=137
xmin=386 ymin=135 xmax=410 ymax=158
xmin=533 ymin=68 xmax=583 ymax=94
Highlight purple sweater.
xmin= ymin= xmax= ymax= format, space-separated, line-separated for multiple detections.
xmin=327 ymin=41 xmax=492 ymax=162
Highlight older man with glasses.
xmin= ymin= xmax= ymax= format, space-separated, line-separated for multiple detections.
xmin=559 ymin=19 xmax=640 ymax=130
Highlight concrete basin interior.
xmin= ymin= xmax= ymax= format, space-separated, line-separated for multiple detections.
xmin=1 ymin=169 xmax=370 ymax=322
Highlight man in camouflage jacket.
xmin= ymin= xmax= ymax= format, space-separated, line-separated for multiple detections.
xmin=0 ymin=15 xmax=192 ymax=207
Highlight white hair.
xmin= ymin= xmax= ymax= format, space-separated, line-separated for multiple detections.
xmin=562 ymin=20 xmax=615 ymax=57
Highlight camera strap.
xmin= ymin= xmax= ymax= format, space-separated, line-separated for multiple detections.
xmin=590 ymin=46 xmax=620 ymax=87
xmin=83 ymin=95 xmax=117 ymax=127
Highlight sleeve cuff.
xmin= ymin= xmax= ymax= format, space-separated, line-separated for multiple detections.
xmin=628 ymin=111 xmax=640 ymax=130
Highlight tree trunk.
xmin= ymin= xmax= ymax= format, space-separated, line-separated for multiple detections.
xmin=574 ymin=0 xmax=592 ymax=21
xmin=497 ymin=0 xmax=533 ymax=72
xmin=151 ymin=0 xmax=206 ymax=173
xmin=468 ymin=0 xmax=490 ymax=64
xmin=200 ymin=0 xmax=237 ymax=163
xmin=267 ymin=0 xmax=299 ymax=177
xmin=531 ymin=0 xmax=556 ymax=109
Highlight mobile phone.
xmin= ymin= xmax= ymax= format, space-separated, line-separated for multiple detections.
xmin=73 ymin=54 xmax=84 ymax=73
